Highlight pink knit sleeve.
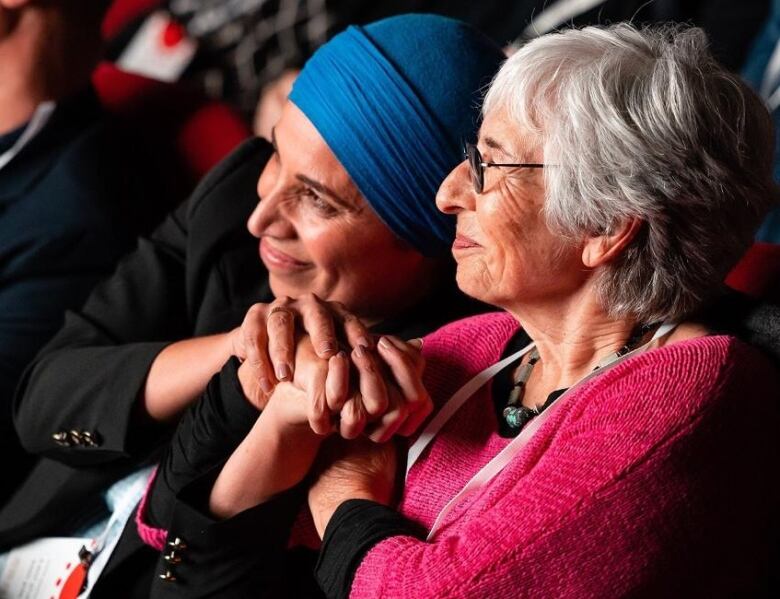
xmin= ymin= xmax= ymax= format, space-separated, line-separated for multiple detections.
xmin=134 ymin=466 xmax=168 ymax=550
xmin=349 ymin=338 xmax=778 ymax=597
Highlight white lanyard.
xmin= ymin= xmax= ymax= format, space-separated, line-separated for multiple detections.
xmin=0 ymin=102 xmax=56 ymax=172
xmin=407 ymin=322 xmax=676 ymax=540
xmin=762 ymin=37 xmax=780 ymax=97
xmin=405 ymin=341 xmax=536 ymax=478
xmin=79 ymin=466 xmax=155 ymax=595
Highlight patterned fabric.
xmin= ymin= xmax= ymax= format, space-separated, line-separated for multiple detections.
xmin=167 ymin=0 xmax=337 ymax=115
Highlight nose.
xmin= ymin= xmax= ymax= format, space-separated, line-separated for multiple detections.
xmin=247 ymin=164 xmax=294 ymax=239
xmin=436 ymin=159 xmax=476 ymax=215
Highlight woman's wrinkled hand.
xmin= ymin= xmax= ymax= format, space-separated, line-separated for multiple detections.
xmin=365 ymin=336 xmax=431 ymax=441
xmin=229 ymin=293 xmax=372 ymax=409
xmin=308 ymin=436 xmax=399 ymax=538
xmin=232 ymin=295 xmax=431 ymax=443
xmin=211 ymin=334 xmax=431 ymax=520
xmin=288 ymin=332 xmax=432 ymax=442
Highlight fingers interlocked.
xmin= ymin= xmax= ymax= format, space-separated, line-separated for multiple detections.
xmin=237 ymin=295 xmax=430 ymax=442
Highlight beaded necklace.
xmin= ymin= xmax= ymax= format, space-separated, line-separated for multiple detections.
xmin=503 ymin=324 xmax=653 ymax=430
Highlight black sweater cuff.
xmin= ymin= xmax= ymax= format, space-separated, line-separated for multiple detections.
xmin=146 ymin=357 xmax=259 ymax=528
xmin=315 ymin=499 xmax=425 ymax=599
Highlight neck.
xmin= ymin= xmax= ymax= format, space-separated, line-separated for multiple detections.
xmin=507 ymin=289 xmax=638 ymax=391
xmin=0 ymin=36 xmax=44 ymax=133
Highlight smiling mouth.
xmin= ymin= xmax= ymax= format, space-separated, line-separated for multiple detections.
xmin=452 ymin=234 xmax=481 ymax=250
xmin=259 ymin=238 xmax=311 ymax=271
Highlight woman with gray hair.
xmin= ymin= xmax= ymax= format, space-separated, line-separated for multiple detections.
xmin=145 ymin=24 xmax=778 ymax=597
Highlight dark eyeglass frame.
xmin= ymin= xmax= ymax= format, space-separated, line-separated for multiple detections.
xmin=464 ymin=142 xmax=548 ymax=194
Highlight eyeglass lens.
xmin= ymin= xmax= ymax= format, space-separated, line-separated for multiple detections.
xmin=465 ymin=143 xmax=484 ymax=194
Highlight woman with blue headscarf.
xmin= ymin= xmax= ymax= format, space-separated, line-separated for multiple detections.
xmin=4 ymin=14 xmax=504 ymax=597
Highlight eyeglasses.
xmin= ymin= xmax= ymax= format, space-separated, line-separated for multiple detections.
xmin=463 ymin=142 xmax=548 ymax=194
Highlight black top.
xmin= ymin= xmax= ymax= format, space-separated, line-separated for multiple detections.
xmin=2 ymin=138 xmax=274 ymax=551
xmin=489 ymin=329 xmax=569 ymax=438
xmin=0 ymin=122 xmax=24 ymax=153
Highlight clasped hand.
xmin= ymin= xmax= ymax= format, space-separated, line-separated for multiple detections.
xmin=211 ymin=294 xmax=431 ymax=531
xmin=231 ymin=293 xmax=431 ymax=441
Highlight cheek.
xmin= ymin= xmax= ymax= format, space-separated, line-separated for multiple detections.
xmin=470 ymin=198 xmax=552 ymax=293
xmin=308 ymin=219 xmax=415 ymax=295
xmin=295 ymin=215 xmax=363 ymax=272
xmin=477 ymin=203 xmax=528 ymax=269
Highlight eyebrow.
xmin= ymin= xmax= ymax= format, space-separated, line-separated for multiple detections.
xmin=296 ymin=174 xmax=354 ymax=210
xmin=483 ymin=136 xmax=511 ymax=159
xmin=271 ymin=126 xmax=358 ymax=210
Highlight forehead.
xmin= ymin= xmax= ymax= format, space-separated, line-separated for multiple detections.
xmin=479 ymin=109 xmax=544 ymax=160
xmin=275 ymin=102 xmax=362 ymax=200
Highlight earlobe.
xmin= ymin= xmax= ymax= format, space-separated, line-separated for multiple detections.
xmin=581 ymin=218 xmax=643 ymax=268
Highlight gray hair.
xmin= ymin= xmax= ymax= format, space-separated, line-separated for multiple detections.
xmin=484 ymin=24 xmax=778 ymax=323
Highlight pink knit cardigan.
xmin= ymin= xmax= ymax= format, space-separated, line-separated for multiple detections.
xmin=351 ymin=312 xmax=778 ymax=597
xmin=139 ymin=312 xmax=779 ymax=597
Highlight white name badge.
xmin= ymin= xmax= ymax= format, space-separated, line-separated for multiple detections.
xmin=117 ymin=11 xmax=197 ymax=82
xmin=0 ymin=466 xmax=154 ymax=598
xmin=0 ymin=537 xmax=93 ymax=599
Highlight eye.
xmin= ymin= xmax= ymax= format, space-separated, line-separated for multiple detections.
xmin=302 ymin=188 xmax=339 ymax=217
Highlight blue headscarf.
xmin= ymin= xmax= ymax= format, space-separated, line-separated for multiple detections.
xmin=289 ymin=14 xmax=504 ymax=256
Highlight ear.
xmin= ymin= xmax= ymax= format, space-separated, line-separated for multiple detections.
xmin=581 ymin=217 xmax=643 ymax=269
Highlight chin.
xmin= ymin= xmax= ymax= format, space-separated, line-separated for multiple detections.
xmin=455 ymin=269 xmax=492 ymax=305
xmin=268 ymin=274 xmax=304 ymax=300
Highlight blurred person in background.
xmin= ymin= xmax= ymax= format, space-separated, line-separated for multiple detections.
xmin=0 ymin=0 xmax=162 ymax=498
xmin=743 ymin=0 xmax=780 ymax=241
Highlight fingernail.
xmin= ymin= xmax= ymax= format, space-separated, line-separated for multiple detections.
xmin=378 ymin=336 xmax=392 ymax=350
xmin=357 ymin=335 xmax=372 ymax=349
xmin=259 ymin=377 xmax=273 ymax=394
xmin=276 ymin=363 xmax=291 ymax=381
xmin=320 ymin=341 xmax=336 ymax=355
xmin=355 ymin=345 xmax=366 ymax=359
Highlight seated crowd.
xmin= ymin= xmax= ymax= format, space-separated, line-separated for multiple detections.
xmin=0 ymin=1 xmax=778 ymax=598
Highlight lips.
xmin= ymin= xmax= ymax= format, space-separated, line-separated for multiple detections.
xmin=452 ymin=233 xmax=481 ymax=250
xmin=259 ymin=238 xmax=311 ymax=271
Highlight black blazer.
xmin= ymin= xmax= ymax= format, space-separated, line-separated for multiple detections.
xmin=1 ymin=137 xmax=273 ymax=548
xmin=0 ymin=88 xmax=167 ymax=497
xmin=2 ymin=135 xmax=478 ymax=553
